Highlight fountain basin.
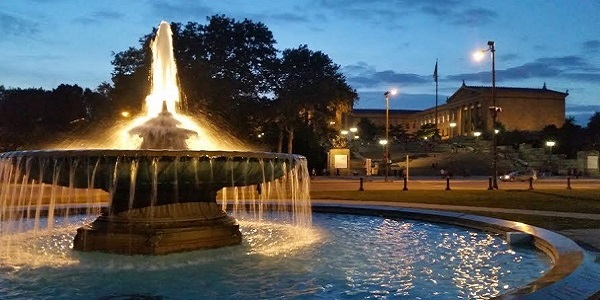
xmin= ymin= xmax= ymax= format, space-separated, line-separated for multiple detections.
xmin=0 ymin=149 xmax=305 ymax=254
xmin=2 ymin=149 xmax=300 ymax=212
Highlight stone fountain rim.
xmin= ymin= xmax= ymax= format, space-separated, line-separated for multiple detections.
xmin=0 ymin=149 xmax=305 ymax=160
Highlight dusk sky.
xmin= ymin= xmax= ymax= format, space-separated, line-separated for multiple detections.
xmin=1 ymin=0 xmax=599 ymax=124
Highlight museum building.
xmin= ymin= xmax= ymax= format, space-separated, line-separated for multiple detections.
xmin=344 ymin=82 xmax=568 ymax=139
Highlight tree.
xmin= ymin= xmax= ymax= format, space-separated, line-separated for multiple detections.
xmin=110 ymin=46 xmax=151 ymax=115
xmin=413 ymin=123 xmax=438 ymax=140
xmin=45 ymin=84 xmax=86 ymax=129
xmin=389 ymin=123 xmax=409 ymax=143
xmin=356 ymin=117 xmax=381 ymax=143
xmin=584 ymin=112 xmax=600 ymax=149
xmin=273 ymin=45 xmax=357 ymax=153
xmin=536 ymin=117 xmax=585 ymax=158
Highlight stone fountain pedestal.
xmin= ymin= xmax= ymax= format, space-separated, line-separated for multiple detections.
xmin=73 ymin=202 xmax=242 ymax=255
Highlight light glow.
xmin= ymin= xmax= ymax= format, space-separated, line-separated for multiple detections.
xmin=146 ymin=22 xmax=180 ymax=117
xmin=113 ymin=21 xmax=248 ymax=151
xmin=473 ymin=50 xmax=486 ymax=61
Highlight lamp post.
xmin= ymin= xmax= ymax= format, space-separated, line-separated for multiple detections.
xmin=449 ymin=122 xmax=457 ymax=139
xmin=383 ymin=89 xmax=397 ymax=182
xmin=475 ymin=40 xmax=500 ymax=189
xmin=473 ymin=131 xmax=481 ymax=147
xmin=546 ymin=140 xmax=556 ymax=174
xmin=379 ymin=139 xmax=388 ymax=179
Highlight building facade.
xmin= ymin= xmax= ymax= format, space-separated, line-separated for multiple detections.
xmin=344 ymin=83 xmax=568 ymax=139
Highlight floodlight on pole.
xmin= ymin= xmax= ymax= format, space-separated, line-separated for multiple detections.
xmin=546 ymin=140 xmax=556 ymax=174
xmin=474 ymin=40 xmax=500 ymax=189
xmin=383 ymin=89 xmax=397 ymax=182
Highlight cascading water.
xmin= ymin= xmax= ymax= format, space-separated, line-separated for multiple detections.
xmin=0 ymin=21 xmax=313 ymax=256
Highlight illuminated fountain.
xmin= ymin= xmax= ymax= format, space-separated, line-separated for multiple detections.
xmin=0 ymin=21 xmax=579 ymax=299
xmin=0 ymin=21 xmax=310 ymax=255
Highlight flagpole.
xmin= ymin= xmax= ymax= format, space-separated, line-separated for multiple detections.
xmin=434 ymin=59 xmax=438 ymax=140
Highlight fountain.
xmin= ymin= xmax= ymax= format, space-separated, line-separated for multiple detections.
xmin=0 ymin=21 xmax=589 ymax=299
xmin=0 ymin=21 xmax=310 ymax=255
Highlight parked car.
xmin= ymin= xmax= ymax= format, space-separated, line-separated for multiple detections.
xmin=499 ymin=170 xmax=537 ymax=182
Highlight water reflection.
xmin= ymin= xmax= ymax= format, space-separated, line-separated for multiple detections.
xmin=0 ymin=213 xmax=550 ymax=299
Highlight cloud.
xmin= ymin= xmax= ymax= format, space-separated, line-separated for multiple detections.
xmin=566 ymin=104 xmax=600 ymax=113
xmin=147 ymin=0 xmax=215 ymax=21
xmin=448 ymin=8 xmax=498 ymax=26
xmin=565 ymin=105 xmax=600 ymax=126
xmin=0 ymin=12 xmax=40 ymax=38
xmin=312 ymin=0 xmax=496 ymax=27
xmin=500 ymin=53 xmax=520 ymax=62
xmin=447 ymin=55 xmax=600 ymax=83
xmin=246 ymin=12 xmax=311 ymax=25
xmin=356 ymin=90 xmax=441 ymax=110
xmin=73 ymin=10 xmax=126 ymax=25
xmin=343 ymin=62 xmax=428 ymax=89
xmin=582 ymin=40 xmax=600 ymax=52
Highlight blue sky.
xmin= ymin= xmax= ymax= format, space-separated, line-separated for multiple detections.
xmin=1 ymin=0 xmax=599 ymax=125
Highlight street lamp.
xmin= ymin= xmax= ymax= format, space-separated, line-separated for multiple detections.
xmin=383 ymin=89 xmax=397 ymax=182
xmin=473 ymin=131 xmax=481 ymax=143
xmin=546 ymin=140 xmax=556 ymax=174
xmin=379 ymin=139 xmax=388 ymax=178
xmin=449 ymin=122 xmax=457 ymax=138
xmin=474 ymin=40 xmax=500 ymax=189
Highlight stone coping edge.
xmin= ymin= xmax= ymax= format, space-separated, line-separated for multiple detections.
xmin=312 ymin=203 xmax=597 ymax=300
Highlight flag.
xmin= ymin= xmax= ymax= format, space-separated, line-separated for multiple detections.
xmin=433 ymin=60 xmax=438 ymax=83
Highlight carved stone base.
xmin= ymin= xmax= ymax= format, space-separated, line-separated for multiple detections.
xmin=73 ymin=203 xmax=242 ymax=255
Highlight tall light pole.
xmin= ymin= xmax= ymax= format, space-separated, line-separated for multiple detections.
xmin=475 ymin=40 xmax=500 ymax=189
xmin=449 ymin=121 xmax=457 ymax=139
xmin=546 ymin=140 xmax=556 ymax=174
xmin=384 ymin=89 xmax=397 ymax=182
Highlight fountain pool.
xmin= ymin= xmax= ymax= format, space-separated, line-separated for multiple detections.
xmin=0 ymin=212 xmax=551 ymax=299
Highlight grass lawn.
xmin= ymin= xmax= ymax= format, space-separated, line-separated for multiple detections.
xmin=311 ymin=189 xmax=600 ymax=213
xmin=311 ymin=189 xmax=600 ymax=230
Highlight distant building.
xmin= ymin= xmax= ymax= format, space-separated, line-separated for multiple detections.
xmin=344 ymin=83 xmax=568 ymax=139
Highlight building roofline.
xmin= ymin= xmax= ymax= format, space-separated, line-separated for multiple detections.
xmin=447 ymin=84 xmax=568 ymax=103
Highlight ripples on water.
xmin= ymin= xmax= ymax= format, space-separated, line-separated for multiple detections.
xmin=0 ymin=213 xmax=550 ymax=299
